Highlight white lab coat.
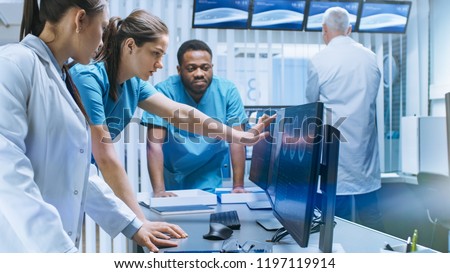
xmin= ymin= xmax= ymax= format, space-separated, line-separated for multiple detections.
xmin=305 ymin=35 xmax=381 ymax=195
xmin=0 ymin=35 xmax=136 ymax=252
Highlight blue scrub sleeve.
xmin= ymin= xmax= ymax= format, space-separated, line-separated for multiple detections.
xmin=225 ymin=84 xmax=248 ymax=127
xmin=138 ymin=79 xmax=157 ymax=102
xmin=70 ymin=68 xmax=107 ymax=125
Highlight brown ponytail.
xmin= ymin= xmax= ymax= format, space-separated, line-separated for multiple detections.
xmin=63 ymin=65 xmax=90 ymax=123
xmin=20 ymin=0 xmax=42 ymax=41
xmin=96 ymin=17 xmax=123 ymax=101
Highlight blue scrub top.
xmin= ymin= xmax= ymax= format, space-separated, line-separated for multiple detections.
xmin=142 ymin=75 xmax=247 ymax=192
xmin=70 ymin=62 xmax=157 ymax=140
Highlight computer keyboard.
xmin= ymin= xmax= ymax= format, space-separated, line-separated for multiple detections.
xmin=210 ymin=210 xmax=241 ymax=230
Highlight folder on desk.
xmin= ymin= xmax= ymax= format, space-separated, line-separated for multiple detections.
xmin=151 ymin=205 xmax=216 ymax=215
xmin=215 ymin=187 xmax=268 ymax=204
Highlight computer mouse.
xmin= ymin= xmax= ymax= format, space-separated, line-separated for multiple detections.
xmin=203 ymin=223 xmax=233 ymax=240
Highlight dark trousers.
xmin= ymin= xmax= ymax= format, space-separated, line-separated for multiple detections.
xmin=316 ymin=190 xmax=385 ymax=232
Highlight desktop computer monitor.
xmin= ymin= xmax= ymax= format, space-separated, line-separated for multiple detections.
xmin=248 ymin=108 xmax=284 ymax=214
xmin=271 ymin=102 xmax=324 ymax=248
xmin=249 ymin=108 xmax=278 ymax=191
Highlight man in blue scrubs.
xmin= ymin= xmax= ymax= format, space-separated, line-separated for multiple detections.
xmin=142 ymin=40 xmax=248 ymax=196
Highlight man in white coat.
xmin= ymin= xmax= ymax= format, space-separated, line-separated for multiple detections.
xmin=305 ymin=7 xmax=384 ymax=231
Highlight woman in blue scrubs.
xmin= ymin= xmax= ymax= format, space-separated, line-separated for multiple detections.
xmin=70 ymin=9 xmax=270 ymax=245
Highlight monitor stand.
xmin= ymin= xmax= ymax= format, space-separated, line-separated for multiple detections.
xmin=256 ymin=218 xmax=283 ymax=231
xmin=318 ymin=125 xmax=340 ymax=253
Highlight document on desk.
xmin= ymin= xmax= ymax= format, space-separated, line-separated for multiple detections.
xmin=215 ymin=187 xmax=268 ymax=204
xmin=138 ymin=189 xmax=217 ymax=207
xmin=151 ymin=205 xmax=216 ymax=215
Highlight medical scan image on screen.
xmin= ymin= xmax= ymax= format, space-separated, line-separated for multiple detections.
xmin=271 ymin=103 xmax=323 ymax=247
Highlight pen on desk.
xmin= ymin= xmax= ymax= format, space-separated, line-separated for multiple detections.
xmin=411 ymin=229 xmax=418 ymax=252
xmin=405 ymin=236 xmax=412 ymax=253
xmin=139 ymin=201 xmax=150 ymax=209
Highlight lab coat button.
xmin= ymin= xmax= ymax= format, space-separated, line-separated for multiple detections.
xmin=74 ymin=190 xmax=78 ymax=195
xmin=68 ymin=231 xmax=72 ymax=236
xmin=80 ymin=149 xmax=84 ymax=153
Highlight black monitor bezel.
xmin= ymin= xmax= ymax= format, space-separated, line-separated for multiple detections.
xmin=271 ymin=102 xmax=324 ymax=248
xmin=304 ymin=0 xmax=362 ymax=32
xmin=192 ymin=0 xmax=252 ymax=30
xmin=355 ymin=0 xmax=412 ymax=34
xmin=248 ymin=0 xmax=307 ymax=31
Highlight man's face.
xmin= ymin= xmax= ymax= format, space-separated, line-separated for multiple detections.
xmin=178 ymin=50 xmax=213 ymax=98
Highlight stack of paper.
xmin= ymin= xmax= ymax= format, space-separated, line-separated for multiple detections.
xmin=138 ymin=189 xmax=217 ymax=207
xmin=151 ymin=205 xmax=216 ymax=215
xmin=215 ymin=187 xmax=268 ymax=204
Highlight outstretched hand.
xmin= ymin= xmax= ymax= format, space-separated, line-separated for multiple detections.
xmin=235 ymin=113 xmax=276 ymax=146
xmin=132 ymin=220 xmax=188 ymax=252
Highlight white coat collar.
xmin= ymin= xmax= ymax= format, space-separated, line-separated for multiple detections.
xmin=328 ymin=35 xmax=354 ymax=46
xmin=21 ymin=34 xmax=87 ymax=125
xmin=21 ymin=34 xmax=64 ymax=79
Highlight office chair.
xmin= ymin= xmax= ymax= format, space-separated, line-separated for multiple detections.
xmin=416 ymin=172 xmax=450 ymax=252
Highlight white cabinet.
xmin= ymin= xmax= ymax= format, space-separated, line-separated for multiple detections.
xmin=401 ymin=116 xmax=448 ymax=176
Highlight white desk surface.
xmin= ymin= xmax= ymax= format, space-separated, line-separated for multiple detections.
xmin=142 ymin=201 xmax=435 ymax=253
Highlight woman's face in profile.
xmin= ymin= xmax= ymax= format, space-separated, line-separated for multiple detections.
xmin=129 ymin=35 xmax=169 ymax=81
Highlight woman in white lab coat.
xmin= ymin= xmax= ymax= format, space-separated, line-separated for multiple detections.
xmin=0 ymin=0 xmax=185 ymax=253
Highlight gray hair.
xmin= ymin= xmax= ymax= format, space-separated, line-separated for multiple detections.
xmin=322 ymin=7 xmax=350 ymax=34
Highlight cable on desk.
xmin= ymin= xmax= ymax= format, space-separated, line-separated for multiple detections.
xmin=270 ymin=227 xmax=289 ymax=242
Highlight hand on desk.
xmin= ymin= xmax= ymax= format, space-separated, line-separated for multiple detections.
xmin=232 ymin=186 xmax=248 ymax=193
xmin=133 ymin=220 xmax=188 ymax=252
xmin=153 ymin=190 xmax=177 ymax=197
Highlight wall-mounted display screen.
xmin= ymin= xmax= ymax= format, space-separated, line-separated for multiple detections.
xmin=192 ymin=0 xmax=251 ymax=29
xmin=250 ymin=0 xmax=306 ymax=31
xmin=356 ymin=1 xmax=412 ymax=33
xmin=305 ymin=1 xmax=361 ymax=31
